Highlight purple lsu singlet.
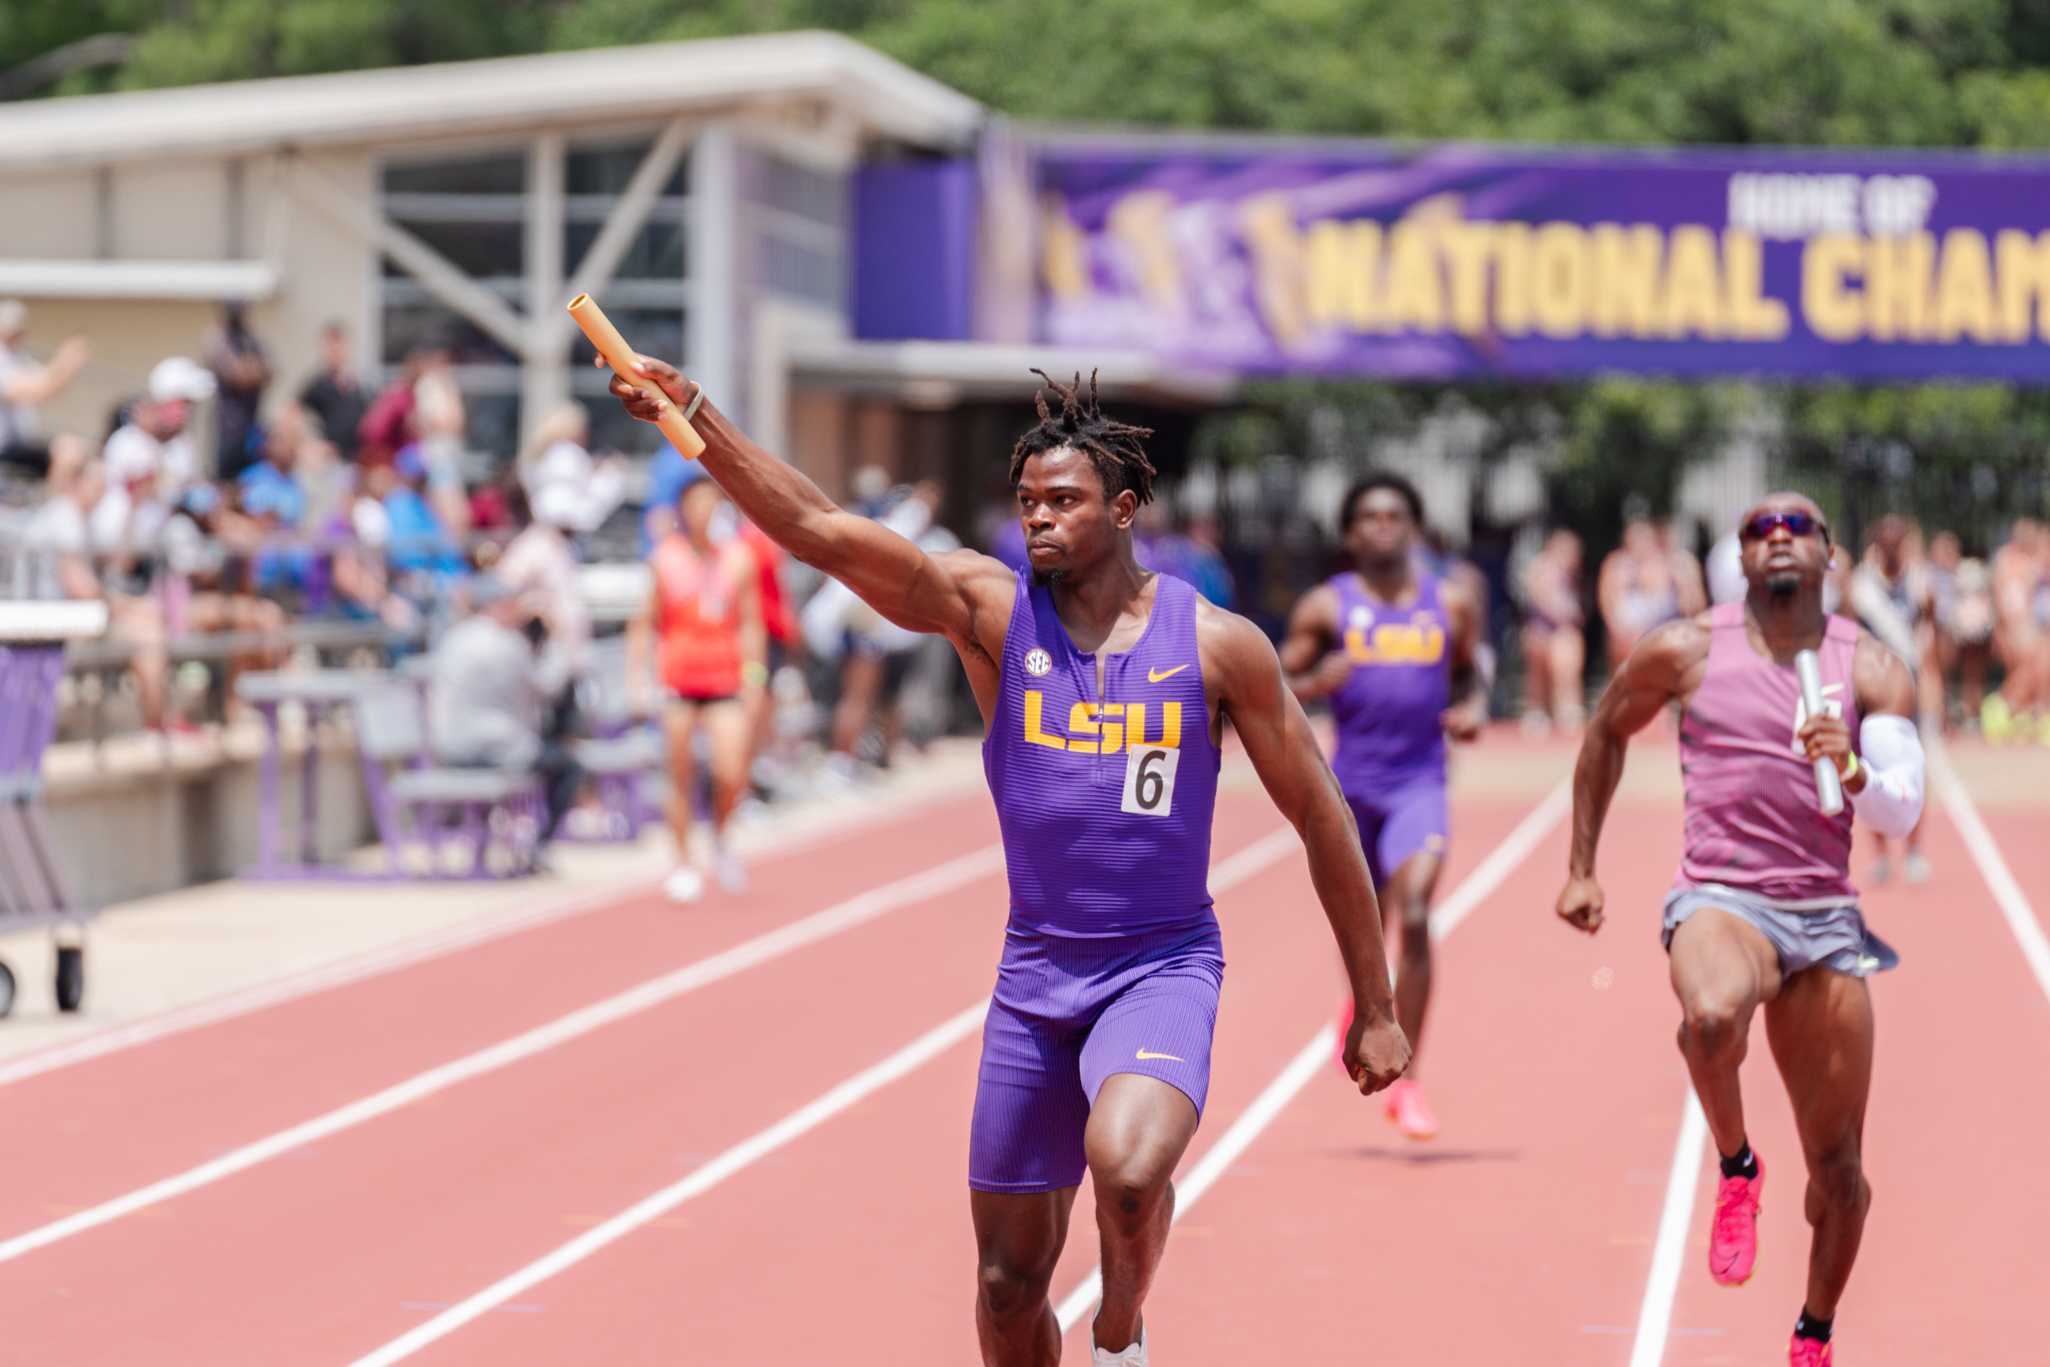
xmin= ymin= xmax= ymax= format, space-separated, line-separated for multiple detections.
xmin=1326 ymin=572 xmax=1452 ymax=788
xmin=1675 ymin=604 xmax=1860 ymax=905
xmin=983 ymin=568 xmax=1220 ymax=938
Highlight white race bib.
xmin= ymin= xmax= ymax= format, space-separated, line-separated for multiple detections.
xmin=1121 ymin=745 xmax=1179 ymax=817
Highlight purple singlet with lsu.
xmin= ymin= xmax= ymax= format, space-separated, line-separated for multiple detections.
xmin=1325 ymin=571 xmax=1454 ymax=886
xmin=969 ymin=568 xmax=1226 ymax=1194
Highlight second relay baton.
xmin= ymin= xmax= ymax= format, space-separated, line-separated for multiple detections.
xmin=1794 ymin=648 xmax=1845 ymax=817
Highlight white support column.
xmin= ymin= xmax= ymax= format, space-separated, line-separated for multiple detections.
xmin=750 ymin=299 xmax=792 ymax=463
xmin=286 ymin=155 xmax=530 ymax=360
xmin=750 ymin=300 xmax=848 ymax=467
xmin=551 ymin=118 xmax=693 ymax=344
xmin=521 ymin=132 xmax=567 ymax=449
xmin=688 ymin=124 xmax=740 ymax=422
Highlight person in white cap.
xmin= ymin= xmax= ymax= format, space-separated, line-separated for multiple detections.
xmin=0 ymin=300 xmax=91 ymax=476
xmin=106 ymin=357 xmax=215 ymax=487
xmin=91 ymin=357 xmax=216 ymax=564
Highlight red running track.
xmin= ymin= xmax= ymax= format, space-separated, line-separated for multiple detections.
xmin=2 ymin=738 xmax=2044 ymax=1367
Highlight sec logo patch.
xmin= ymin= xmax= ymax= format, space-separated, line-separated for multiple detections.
xmin=1024 ymin=647 xmax=1053 ymax=678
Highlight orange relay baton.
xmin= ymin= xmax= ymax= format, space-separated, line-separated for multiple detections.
xmin=565 ymin=293 xmax=706 ymax=459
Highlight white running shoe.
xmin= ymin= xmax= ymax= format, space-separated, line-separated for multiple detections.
xmin=1092 ymin=1327 xmax=1148 ymax=1366
xmin=714 ymin=846 xmax=748 ymax=895
xmin=1905 ymin=852 xmax=1932 ymax=885
xmin=662 ymin=866 xmax=705 ymax=904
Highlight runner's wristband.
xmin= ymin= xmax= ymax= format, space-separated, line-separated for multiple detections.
xmin=742 ymin=660 xmax=769 ymax=687
xmin=681 ymin=382 xmax=706 ymax=424
xmin=1841 ymin=751 xmax=1860 ymax=784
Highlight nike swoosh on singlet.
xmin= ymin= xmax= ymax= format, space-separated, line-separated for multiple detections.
xmin=1135 ymin=1049 xmax=1186 ymax=1062
xmin=1147 ymin=665 xmax=1190 ymax=684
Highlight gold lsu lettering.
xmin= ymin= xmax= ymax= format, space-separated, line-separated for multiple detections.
xmin=1343 ymin=618 xmax=1446 ymax=665
xmin=1023 ymin=693 xmax=1183 ymax=753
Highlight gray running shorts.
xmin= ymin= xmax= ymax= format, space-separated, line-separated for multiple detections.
xmin=1661 ymin=884 xmax=1900 ymax=978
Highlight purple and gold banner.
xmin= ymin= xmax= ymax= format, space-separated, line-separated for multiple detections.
xmin=1035 ymin=142 xmax=2050 ymax=381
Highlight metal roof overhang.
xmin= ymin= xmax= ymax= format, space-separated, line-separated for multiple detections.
xmin=0 ymin=31 xmax=983 ymax=171
xmin=0 ymin=259 xmax=278 ymax=301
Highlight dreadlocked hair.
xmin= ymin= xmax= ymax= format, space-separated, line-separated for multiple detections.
xmin=1009 ymin=369 xmax=1158 ymax=506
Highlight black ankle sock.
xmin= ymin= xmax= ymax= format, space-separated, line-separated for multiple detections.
xmin=1795 ymin=1311 xmax=1833 ymax=1343
xmin=1719 ymin=1141 xmax=1758 ymax=1180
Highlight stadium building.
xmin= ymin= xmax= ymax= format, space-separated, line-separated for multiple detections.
xmin=0 ymin=33 xmax=1223 ymax=512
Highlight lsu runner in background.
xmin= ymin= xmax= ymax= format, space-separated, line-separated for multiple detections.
xmin=606 ymin=358 xmax=1409 ymax=1367
xmin=1280 ymin=472 xmax=1488 ymax=1140
xmin=1555 ymin=493 xmax=1924 ymax=1367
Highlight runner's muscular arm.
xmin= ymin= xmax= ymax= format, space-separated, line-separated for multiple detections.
xmin=1440 ymin=575 xmax=1490 ymax=740
xmin=605 ymin=356 xmax=1012 ymax=652
xmin=1556 ymin=616 xmax=1710 ymax=933
xmin=1278 ymin=584 xmax=1347 ymax=703
xmin=1204 ymin=607 xmax=1410 ymax=1094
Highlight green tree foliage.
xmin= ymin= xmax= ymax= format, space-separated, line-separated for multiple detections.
xmin=19 ymin=0 xmax=2047 ymax=152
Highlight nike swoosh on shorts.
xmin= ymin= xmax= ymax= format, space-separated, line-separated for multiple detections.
xmin=1135 ymin=1049 xmax=1186 ymax=1062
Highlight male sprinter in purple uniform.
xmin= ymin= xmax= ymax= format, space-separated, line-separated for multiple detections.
xmin=1555 ymin=493 xmax=1924 ymax=1367
xmin=1280 ymin=473 xmax=1487 ymax=1140
xmin=605 ymin=362 xmax=1409 ymax=1366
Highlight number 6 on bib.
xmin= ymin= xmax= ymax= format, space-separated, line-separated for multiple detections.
xmin=1121 ymin=745 xmax=1179 ymax=817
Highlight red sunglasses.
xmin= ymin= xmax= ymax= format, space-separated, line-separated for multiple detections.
xmin=1739 ymin=511 xmax=1829 ymax=543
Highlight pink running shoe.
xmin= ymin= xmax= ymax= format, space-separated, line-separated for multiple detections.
xmin=1708 ymin=1155 xmax=1765 ymax=1286
xmin=1788 ymin=1333 xmax=1833 ymax=1365
xmin=1383 ymin=1078 xmax=1439 ymax=1140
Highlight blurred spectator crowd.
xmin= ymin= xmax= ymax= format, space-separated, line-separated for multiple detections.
xmin=0 ymin=300 xmax=964 ymax=834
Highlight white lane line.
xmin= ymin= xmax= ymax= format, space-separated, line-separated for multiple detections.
xmin=0 ymin=845 xmax=1007 ymax=1267
xmin=0 ymin=881 xmax=644 ymax=1090
xmin=1428 ymin=779 xmax=1572 ymax=939
xmin=1930 ymin=744 xmax=2050 ymax=1006
xmin=342 ymin=1000 xmax=992 ymax=1367
xmin=1627 ymin=1093 xmax=1708 ymax=1367
xmin=1053 ymin=779 xmax=1573 ymax=1335
xmin=1052 ymin=1025 xmax=1334 ymax=1333
xmin=339 ymin=823 xmax=1307 ymax=1366
xmin=0 ymin=790 xmax=986 ymax=1090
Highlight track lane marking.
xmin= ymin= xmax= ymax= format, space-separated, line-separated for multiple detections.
xmin=0 ymin=791 xmax=991 ymax=1089
xmin=1931 ymin=743 xmax=2050 ymax=1006
xmin=1051 ymin=780 xmax=1573 ymax=1336
xmin=337 ymin=823 xmax=1308 ymax=1365
xmin=0 ymin=844 xmax=1009 ymax=1266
